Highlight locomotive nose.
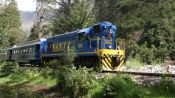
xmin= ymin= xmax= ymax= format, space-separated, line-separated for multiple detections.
xmin=98 ymin=50 xmax=125 ymax=71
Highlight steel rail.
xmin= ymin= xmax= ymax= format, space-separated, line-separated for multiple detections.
xmin=103 ymin=71 xmax=175 ymax=77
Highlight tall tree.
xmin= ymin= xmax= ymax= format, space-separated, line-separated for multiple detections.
xmin=52 ymin=0 xmax=95 ymax=35
xmin=28 ymin=0 xmax=56 ymax=40
xmin=0 ymin=0 xmax=26 ymax=47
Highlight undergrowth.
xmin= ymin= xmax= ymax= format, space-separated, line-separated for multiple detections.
xmin=125 ymin=57 xmax=144 ymax=68
xmin=0 ymin=60 xmax=175 ymax=98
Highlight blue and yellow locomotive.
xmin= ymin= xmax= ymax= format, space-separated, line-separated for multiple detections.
xmin=5 ymin=22 xmax=125 ymax=71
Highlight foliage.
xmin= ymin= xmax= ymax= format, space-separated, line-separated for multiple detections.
xmin=44 ymin=59 xmax=61 ymax=67
xmin=61 ymin=47 xmax=77 ymax=65
xmin=0 ymin=0 xmax=26 ymax=47
xmin=58 ymin=66 xmax=96 ymax=98
xmin=102 ymin=75 xmax=138 ymax=98
xmin=87 ymin=75 xmax=144 ymax=98
xmin=0 ymin=85 xmax=46 ymax=98
xmin=159 ymin=77 xmax=175 ymax=95
xmin=17 ymin=88 xmax=46 ymax=98
xmin=28 ymin=25 xmax=40 ymax=41
xmin=1 ymin=61 xmax=175 ymax=98
xmin=125 ymin=57 xmax=144 ymax=68
xmin=51 ymin=0 xmax=95 ymax=35
xmin=44 ymin=47 xmax=76 ymax=67
xmin=95 ymin=0 xmax=175 ymax=63
xmin=0 ymin=61 xmax=17 ymax=77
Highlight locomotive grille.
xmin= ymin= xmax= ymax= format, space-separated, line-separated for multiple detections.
xmin=102 ymin=54 xmax=124 ymax=70
xmin=105 ymin=39 xmax=112 ymax=44
xmin=98 ymin=49 xmax=125 ymax=71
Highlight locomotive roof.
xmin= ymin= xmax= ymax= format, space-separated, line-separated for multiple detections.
xmin=77 ymin=28 xmax=90 ymax=33
xmin=47 ymin=22 xmax=114 ymax=39
xmin=51 ymin=30 xmax=78 ymax=38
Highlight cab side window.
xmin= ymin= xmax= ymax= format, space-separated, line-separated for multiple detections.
xmin=78 ymin=32 xmax=85 ymax=41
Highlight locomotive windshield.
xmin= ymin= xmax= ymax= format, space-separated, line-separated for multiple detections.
xmin=78 ymin=32 xmax=85 ymax=41
xmin=93 ymin=24 xmax=101 ymax=33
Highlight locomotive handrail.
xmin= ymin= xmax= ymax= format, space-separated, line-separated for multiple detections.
xmin=89 ymin=37 xmax=100 ymax=49
xmin=90 ymin=38 xmax=92 ymax=48
xmin=97 ymin=37 xmax=100 ymax=49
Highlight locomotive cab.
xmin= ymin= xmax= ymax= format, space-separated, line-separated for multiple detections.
xmin=90 ymin=22 xmax=125 ymax=71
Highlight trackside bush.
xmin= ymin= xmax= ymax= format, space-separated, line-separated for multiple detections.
xmin=159 ymin=77 xmax=175 ymax=95
xmin=61 ymin=47 xmax=77 ymax=65
xmin=101 ymin=75 xmax=144 ymax=98
xmin=44 ymin=59 xmax=61 ymax=67
xmin=102 ymin=76 xmax=128 ymax=98
xmin=58 ymin=66 xmax=96 ymax=98
xmin=0 ymin=61 xmax=17 ymax=76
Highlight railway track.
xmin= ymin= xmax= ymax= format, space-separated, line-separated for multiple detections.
xmin=19 ymin=65 xmax=175 ymax=77
xmin=101 ymin=71 xmax=175 ymax=86
xmin=103 ymin=71 xmax=175 ymax=77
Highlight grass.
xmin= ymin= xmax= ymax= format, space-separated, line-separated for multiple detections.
xmin=0 ymin=68 xmax=57 ymax=87
xmin=0 ymin=62 xmax=175 ymax=98
xmin=141 ymin=86 xmax=175 ymax=98
xmin=87 ymin=75 xmax=175 ymax=98
xmin=125 ymin=57 xmax=164 ymax=68
xmin=88 ymin=82 xmax=175 ymax=98
xmin=0 ymin=66 xmax=58 ymax=98
xmin=125 ymin=58 xmax=144 ymax=68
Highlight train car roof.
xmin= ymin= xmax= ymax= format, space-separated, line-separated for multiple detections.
xmin=12 ymin=42 xmax=39 ymax=49
xmin=9 ymin=39 xmax=40 ymax=49
xmin=16 ymin=39 xmax=39 ymax=46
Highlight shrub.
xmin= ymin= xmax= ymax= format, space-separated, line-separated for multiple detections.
xmin=61 ymin=47 xmax=77 ymax=65
xmin=44 ymin=47 xmax=76 ymax=67
xmin=58 ymin=66 xmax=96 ymax=98
xmin=101 ymin=75 xmax=144 ymax=98
xmin=0 ymin=61 xmax=17 ymax=77
xmin=130 ymin=88 xmax=144 ymax=98
xmin=45 ymin=59 xmax=61 ymax=67
xmin=102 ymin=76 xmax=128 ymax=98
xmin=159 ymin=77 xmax=175 ymax=95
xmin=127 ymin=43 xmax=164 ymax=65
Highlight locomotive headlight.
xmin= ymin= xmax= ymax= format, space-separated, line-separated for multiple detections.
xmin=108 ymin=45 xmax=112 ymax=49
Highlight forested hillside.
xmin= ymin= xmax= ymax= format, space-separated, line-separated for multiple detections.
xmin=94 ymin=0 xmax=175 ymax=64
xmin=20 ymin=11 xmax=36 ymax=33
xmin=0 ymin=0 xmax=175 ymax=64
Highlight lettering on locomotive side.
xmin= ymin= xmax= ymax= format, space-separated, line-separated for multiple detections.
xmin=52 ymin=44 xmax=63 ymax=52
xmin=78 ymin=43 xmax=83 ymax=48
xmin=52 ymin=42 xmax=71 ymax=53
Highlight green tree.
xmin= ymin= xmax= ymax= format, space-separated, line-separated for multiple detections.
xmin=95 ymin=0 xmax=175 ymax=63
xmin=0 ymin=0 xmax=26 ymax=47
xmin=28 ymin=23 xmax=39 ymax=41
xmin=52 ymin=0 xmax=95 ymax=34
